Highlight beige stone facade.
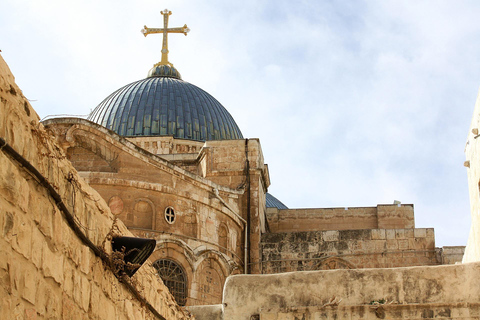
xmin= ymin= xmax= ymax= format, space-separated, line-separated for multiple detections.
xmin=2 ymin=37 xmax=477 ymax=318
xmin=261 ymin=205 xmax=462 ymax=273
xmin=261 ymin=227 xmax=440 ymax=273
xmin=0 ymin=55 xmax=192 ymax=319
xmin=221 ymin=262 xmax=480 ymax=320
xmin=267 ymin=204 xmax=415 ymax=233
xmin=35 ymin=75 xmax=465 ymax=311
xmin=43 ymin=118 xmax=271 ymax=305
xmin=41 ymin=111 xmax=464 ymax=307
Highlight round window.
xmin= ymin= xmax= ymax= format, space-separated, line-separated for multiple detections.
xmin=165 ymin=206 xmax=175 ymax=224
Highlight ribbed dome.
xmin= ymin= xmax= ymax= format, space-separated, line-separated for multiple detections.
xmin=266 ymin=193 xmax=288 ymax=209
xmin=88 ymin=77 xmax=243 ymax=141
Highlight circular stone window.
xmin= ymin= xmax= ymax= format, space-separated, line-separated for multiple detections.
xmin=165 ymin=206 xmax=175 ymax=224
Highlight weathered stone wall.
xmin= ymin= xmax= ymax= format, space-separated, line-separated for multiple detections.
xmin=129 ymin=136 xmax=205 ymax=155
xmin=47 ymin=118 xmax=272 ymax=280
xmin=464 ymin=87 xmax=480 ymax=263
xmin=223 ymin=262 xmax=480 ymax=320
xmin=0 ymin=55 xmax=191 ymax=319
xmin=185 ymin=305 xmax=223 ymax=320
xmin=267 ymin=204 xmax=414 ymax=233
xmin=261 ymin=228 xmax=439 ymax=273
xmin=439 ymin=246 xmax=466 ymax=265
xmin=44 ymin=118 xmax=247 ymax=305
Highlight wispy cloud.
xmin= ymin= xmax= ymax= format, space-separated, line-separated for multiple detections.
xmin=1 ymin=0 xmax=478 ymax=246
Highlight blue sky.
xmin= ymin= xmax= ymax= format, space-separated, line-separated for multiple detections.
xmin=2 ymin=0 xmax=480 ymax=246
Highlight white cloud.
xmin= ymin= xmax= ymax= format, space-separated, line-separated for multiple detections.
xmin=1 ymin=0 xmax=478 ymax=246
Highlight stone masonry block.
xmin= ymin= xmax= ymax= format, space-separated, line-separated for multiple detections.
xmin=0 ymin=239 xmax=11 ymax=272
xmin=24 ymin=308 xmax=37 ymax=320
xmin=62 ymin=292 xmax=84 ymax=319
xmin=124 ymin=299 xmax=136 ymax=320
xmin=45 ymin=284 xmax=61 ymax=318
xmin=34 ymin=278 xmax=49 ymax=316
xmin=414 ymin=228 xmax=426 ymax=238
xmin=450 ymin=307 xmax=471 ymax=318
xmin=395 ymin=229 xmax=405 ymax=239
xmin=364 ymin=241 xmax=376 ymax=251
xmin=323 ymin=231 xmax=339 ymax=242
xmin=408 ymin=238 xmax=416 ymax=249
xmin=260 ymin=313 xmax=277 ymax=320
xmin=22 ymin=264 xmax=38 ymax=305
xmin=52 ymin=207 xmax=64 ymax=252
xmin=398 ymin=239 xmax=409 ymax=250
xmin=414 ymin=238 xmax=427 ymax=249
xmin=63 ymin=260 xmax=74 ymax=298
xmin=31 ymin=226 xmax=44 ymax=269
xmin=371 ymin=229 xmax=386 ymax=240
xmin=386 ymin=229 xmax=395 ymax=240
xmin=76 ymin=273 xmax=91 ymax=312
xmin=277 ymin=312 xmax=296 ymax=320
xmin=89 ymin=284 xmax=102 ymax=317
xmin=426 ymin=228 xmax=434 ymax=239
xmin=79 ymin=246 xmax=91 ymax=275
xmin=18 ymin=225 xmax=34 ymax=257
xmin=386 ymin=240 xmax=399 ymax=250
xmin=42 ymin=241 xmax=64 ymax=284
xmin=374 ymin=240 xmax=386 ymax=251
xmin=405 ymin=229 xmax=414 ymax=238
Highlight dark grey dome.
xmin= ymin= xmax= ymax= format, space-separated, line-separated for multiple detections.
xmin=88 ymin=76 xmax=243 ymax=141
xmin=266 ymin=193 xmax=288 ymax=209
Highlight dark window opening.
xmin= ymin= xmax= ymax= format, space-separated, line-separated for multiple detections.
xmin=153 ymin=259 xmax=187 ymax=306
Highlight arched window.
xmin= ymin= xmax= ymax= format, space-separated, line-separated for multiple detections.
xmin=153 ymin=259 xmax=187 ymax=306
xmin=133 ymin=199 xmax=154 ymax=229
xmin=184 ymin=212 xmax=198 ymax=238
xmin=218 ymin=224 xmax=228 ymax=254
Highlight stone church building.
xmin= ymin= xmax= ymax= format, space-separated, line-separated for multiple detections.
xmin=40 ymin=9 xmax=464 ymax=308
xmin=3 ymin=9 xmax=480 ymax=320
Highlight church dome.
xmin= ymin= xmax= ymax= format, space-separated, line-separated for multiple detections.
xmin=88 ymin=74 xmax=243 ymax=141
xmin=266 ymin=193 xmax=288 ymax=209
xmin=89 ymin=9 xmax=243 ymax=142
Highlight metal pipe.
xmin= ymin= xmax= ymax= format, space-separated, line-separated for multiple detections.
xmin=245 ymin=139 xmax=251 ymax=274
xmin=213 ymin=188 xmax=246 ymax=224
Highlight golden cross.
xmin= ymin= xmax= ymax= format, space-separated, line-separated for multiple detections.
xmin=141 ymin=9 xmax=190 ymax=67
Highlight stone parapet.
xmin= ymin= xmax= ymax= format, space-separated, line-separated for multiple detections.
xmin=222 ymin=262 xmax=480 ymax=320
xmin=267 ymin=204 xmax=415 ymax=233
xmin=128 ymin=136 xmax=205 ymax=155
xmin=186 ymin=304 xmax=223 ymax=320
xmin=438 ymin=246 xmax=466 ymax=265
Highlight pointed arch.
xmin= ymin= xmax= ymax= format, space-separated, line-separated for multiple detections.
xmin=314 ymin=256 xmax=356 ymax=270
xmin=218 ymin=223 xmax=228 ymax=254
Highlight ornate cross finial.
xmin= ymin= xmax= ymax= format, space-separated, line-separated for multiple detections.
xmin=141 ymin=9 xmax=190 ymax=67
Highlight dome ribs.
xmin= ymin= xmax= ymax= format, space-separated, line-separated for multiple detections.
xmin=88 ymin=77 xmax=243 ymax=141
